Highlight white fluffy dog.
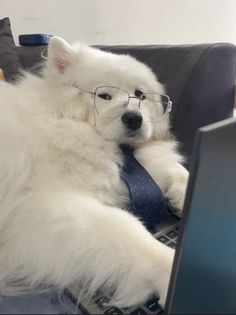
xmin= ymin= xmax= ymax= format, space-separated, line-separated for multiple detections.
xmin=0 ymin=37 xmax=188 ymax=308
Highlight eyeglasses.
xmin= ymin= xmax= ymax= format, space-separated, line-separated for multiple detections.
xmin=73 ymin=84 xmax=172 ymax=122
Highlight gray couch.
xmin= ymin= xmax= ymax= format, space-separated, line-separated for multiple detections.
xmin=16 ymin=43 xmax=236 ymax=167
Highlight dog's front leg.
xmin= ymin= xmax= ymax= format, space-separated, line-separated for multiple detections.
xmin=135 ymin=142 xmax=189 ymax=216
xmin=3 ymin=191 xmax=174 ymax=308
xmin=164 ymin=162 xmax=189 ymax=216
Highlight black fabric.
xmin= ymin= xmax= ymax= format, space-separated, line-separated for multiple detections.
xmin=0 ymin=17 xmax=20 ymax=81
xmin=15 ymin=43 xmax=236 ymax=166
xmin=0 ymin=291 xmax=80 ymax=314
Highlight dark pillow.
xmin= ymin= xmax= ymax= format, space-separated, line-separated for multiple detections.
xmin=0 ymin=17 xmax=20 ymax=81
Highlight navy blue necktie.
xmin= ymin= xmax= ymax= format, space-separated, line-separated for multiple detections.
xmin=119 ymin=144 xmax=171 ymax=230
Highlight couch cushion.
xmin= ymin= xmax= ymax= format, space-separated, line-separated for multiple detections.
xmin=0 ymin=17 xmax=20 ymax=81
xmin=17 ymin=45 xmax=47 ymax=73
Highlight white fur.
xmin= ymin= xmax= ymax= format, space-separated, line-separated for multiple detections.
xmin=0 ymin=37 xmax=189 ymax=308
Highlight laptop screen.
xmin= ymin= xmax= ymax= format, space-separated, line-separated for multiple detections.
xmin=166 ymin=118 xmax=236 ymax=314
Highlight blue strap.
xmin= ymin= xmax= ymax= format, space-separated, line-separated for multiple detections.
xmin=119 ymin=144 xmax=171 ymax=230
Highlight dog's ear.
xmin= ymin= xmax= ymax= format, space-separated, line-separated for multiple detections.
xmin=47 ymin=37 xmax=75 ymax=74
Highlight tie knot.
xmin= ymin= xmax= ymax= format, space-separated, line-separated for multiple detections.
xmin=119 ymin=144 xmax=135 ymax=156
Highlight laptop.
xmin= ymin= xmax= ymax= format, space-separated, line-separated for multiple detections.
xmin=66 ymin=117 xmax=236 ymax=314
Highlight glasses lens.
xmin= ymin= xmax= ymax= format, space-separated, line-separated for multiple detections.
xmin=143 ymin=93 xmax=172 ymax=122
xmin=94 ymin=86 xmax=129 ymax=118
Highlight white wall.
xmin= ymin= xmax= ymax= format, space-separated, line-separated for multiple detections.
xmin=1 ymin=0 xmax=236 ymax=46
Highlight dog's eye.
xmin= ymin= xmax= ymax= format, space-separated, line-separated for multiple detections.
xmin=134 ymin=89 xmax=146 ymax=100
xmin=98 ymin=93 xmax=112 ymax=100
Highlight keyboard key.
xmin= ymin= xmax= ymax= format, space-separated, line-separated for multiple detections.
xmin=105 ymin=307 xmax=123 ymax=315
xmin=166 ymin=230 xmax=178 ymax=239
xmin=144 ymin=297 xmax=162 ymax=313
xmin=168 ymin=242 xmax=176 ymax=249
xmin=158 ymin=235 xmax=169 ymax=244
xmin=50 ymin=293 xmax=59 ymax=305
xmin=95 ymin=296 xmax=110 ymax=310
xmin=130 ymin=308 xmax=148 ymax=315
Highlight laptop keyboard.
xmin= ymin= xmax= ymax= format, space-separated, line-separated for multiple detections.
xmin=73 ymin=293 xmax=163 ymax=315
xmin=67 ymin=226 xmax=179 ymax=314
xmin=157 ymin=227 xmax=178 ymax=249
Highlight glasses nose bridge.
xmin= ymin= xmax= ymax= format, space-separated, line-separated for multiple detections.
xmin=126 ymin=95 xmax=142 ymax=109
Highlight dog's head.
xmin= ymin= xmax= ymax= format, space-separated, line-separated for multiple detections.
xmin=44 ymin=37 xmax=171 ymax=144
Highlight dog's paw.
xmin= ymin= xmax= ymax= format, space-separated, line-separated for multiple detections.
xmin=166 ymin=166 xmax=189 ymax=217
xmin=167 ymin=182 xmax=187 ymax=217
xmin=153 ymin=246 xmax=174 ymax=308
xmin=109 ymin=243 xmax=174 ymax=309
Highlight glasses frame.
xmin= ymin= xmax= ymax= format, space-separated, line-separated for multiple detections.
xmin=73 ymin=83 xmax=172 ymax=122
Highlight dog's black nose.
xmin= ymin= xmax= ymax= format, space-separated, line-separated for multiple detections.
xmin=121 ymin=112 xmax=143 ymax=130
